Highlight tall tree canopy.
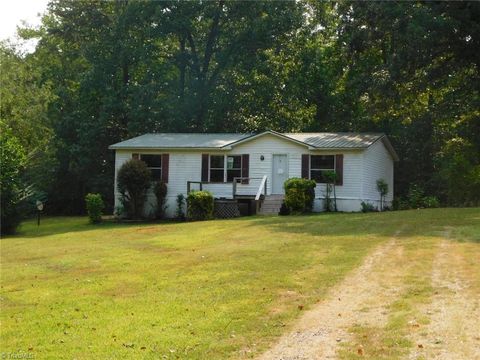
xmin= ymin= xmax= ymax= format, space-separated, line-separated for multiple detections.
xmin=1 ymin=0 xmax=479 ymax=217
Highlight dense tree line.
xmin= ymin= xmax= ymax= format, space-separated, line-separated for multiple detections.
xmin=1 ymin=1 xmax=479 ymax=231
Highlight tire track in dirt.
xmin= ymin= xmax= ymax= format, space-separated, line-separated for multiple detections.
xmin=408 ymin=231 xmax=480 ymax=360
xmin=257 ymin=231 xmax=406 ymax=360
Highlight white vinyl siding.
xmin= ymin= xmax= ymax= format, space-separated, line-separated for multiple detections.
xmin=361 ymin=139 xmax=395 ymax=208
xmin=113 ymin=133 xmax=394 ymax=216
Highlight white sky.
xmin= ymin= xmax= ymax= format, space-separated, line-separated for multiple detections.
xmin=0 ymin=0 xmax=49 ymax=50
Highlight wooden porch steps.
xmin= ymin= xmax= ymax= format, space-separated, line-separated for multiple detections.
xmin=258 ymin=195 xmax=284 ymax=215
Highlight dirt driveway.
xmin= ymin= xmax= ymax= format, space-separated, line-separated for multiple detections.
xmin=257 ymin=229 xmax=480 ymax=360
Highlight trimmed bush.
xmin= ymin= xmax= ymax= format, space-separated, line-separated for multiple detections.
xmin=154 ymin=181 xmax=168 ymax=219
xmin=284 ymin=187 xmax=306 ymax=214
xmin=284 ymin=178 xmax=316 ymax=213
xmin=117 ymin=159 xmax=151 ymax=219
xmin=187 ymin=191 xmax=214 ymax=221
xmin=85 ymin=193 xmax=104 ymax=223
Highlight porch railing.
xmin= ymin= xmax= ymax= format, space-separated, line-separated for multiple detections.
xmin=186 ymin=181 xmax=203 ymax=194
xmin=187 ymin=176 xmax=268 ymax=214
xmin=232 ymin=176 xmax=267 ymax=199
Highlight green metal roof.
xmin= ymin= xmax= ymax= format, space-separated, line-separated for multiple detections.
xmin=109 ymin=133 xmax=252 ymax=149
xmin=109 ymin=131 xmax=398 ymax=160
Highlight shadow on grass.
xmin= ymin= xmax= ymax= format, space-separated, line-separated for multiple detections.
xmin=4 ymin=208 xmax=479 ymax=243
xmin=3 ymin=216 xmax=188 ymax=239
xmin=247 ymin=208 xmax=480 ymax=243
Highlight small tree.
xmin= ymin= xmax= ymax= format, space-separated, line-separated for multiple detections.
xmin=376 ymin=179 xmax=389 ymax=211
xmin=154 ymin=181 xmax=168 ymax=219
xmin=117 ymin=159 xmax=151 ymax=219
xmin=176 ymin=194 xmax=186 ymax=220
xmin=323 ymin=171 xmax=338 ymax=212
xmin=85 ymin=193 xmax=104 ymax=223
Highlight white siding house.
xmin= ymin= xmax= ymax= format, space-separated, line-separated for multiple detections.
xmin=109 ymin=131 xmax=398 ymax=217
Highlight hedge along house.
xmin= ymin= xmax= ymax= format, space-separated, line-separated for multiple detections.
xmin=109 ymin=130 xmax=398 ymax=217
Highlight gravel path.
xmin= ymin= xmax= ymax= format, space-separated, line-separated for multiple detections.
xmin=257 ymin=228 xmax=480 ymax=360
xmin=257 ymin=232 xmax=404 ymax=360
xmin=408 ymin=235 xmax=480 ymax=360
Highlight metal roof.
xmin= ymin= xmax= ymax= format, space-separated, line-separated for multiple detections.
xmin=109 ymin=133 xmax=252 ymax=149
xmin=285 ymin=132 xmax=383 ymax=149
xmin=109 ymin=131 xmax=398 ymax=160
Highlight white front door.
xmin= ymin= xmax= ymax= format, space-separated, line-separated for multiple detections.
xmin=272 ymin=154 xmax=288 ymax=194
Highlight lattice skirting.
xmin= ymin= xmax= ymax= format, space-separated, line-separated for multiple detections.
xmin=214 ymin=200 xmax=240 ymax=219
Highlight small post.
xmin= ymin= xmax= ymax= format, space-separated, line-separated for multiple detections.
xmin=232 ymin=179 xmax=237 ymax=198
xmin=36 ymin=200 xmax=44 ymax=226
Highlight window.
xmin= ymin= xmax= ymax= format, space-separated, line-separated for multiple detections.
xmin=209 ymin=155 xmax=225 ymax=182
xmin=209 ymin=155 xmax=242 ymax=182
xmin=310 ymin=155 xmax=335 ymax=183
xmin=140 ymin=154 xmax=162 ymax=181
xmin=226 ymin=155 xmax=242 ymax=182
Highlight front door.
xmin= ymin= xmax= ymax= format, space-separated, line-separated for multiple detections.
xmin=272 ymin=154 xmax=288 ymax=194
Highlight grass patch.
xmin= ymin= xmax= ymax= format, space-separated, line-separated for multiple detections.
xmin=1 ymin=208 xmax=479 ymax=359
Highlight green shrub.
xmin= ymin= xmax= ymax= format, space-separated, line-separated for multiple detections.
xmin=154 ymin=181 xmax=168 ymax=219
xmin=422 ymin=196 xmax=440 ymax=208
xmin=394 ymin=185 xmax=441 ymax=210
xmin=284 ymin=178 xmax=316 ymax=213
xmin=361 ymin=201 xmax=377 ymax=213
xmin=284 ymin=187 xmax=306 ymax=214
xmin=85 ymin=193 xmax=104 ymax=223
xmin=187 ymin=191 xmax=214 ymax=221
xmin=407 ymin=184 xmax=425 ymax=208
xmin=117 ymin=159 xmax=151 ymax=219
xmin=176 ymin=194 xmax=186 ymax=220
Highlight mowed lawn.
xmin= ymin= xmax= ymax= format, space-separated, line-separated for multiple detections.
xmin=1 ymin=209 xmax=479 ymax=359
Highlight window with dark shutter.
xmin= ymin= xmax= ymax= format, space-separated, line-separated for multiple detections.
xmin=140 ymin=154 xmax=162 ymax=181
xmin=209 ymin=155 xmax=225 ymax=182
xmin=226 ymin=155 xmax=242 ymax=182
xmin=310 ymin=155 xmax=335 ymax=183
xmin=205 ymin=155 xmax=244 ymax=183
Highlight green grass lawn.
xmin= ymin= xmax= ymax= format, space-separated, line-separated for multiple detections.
xmin=1 ymin=209 xmax=479 ymax=359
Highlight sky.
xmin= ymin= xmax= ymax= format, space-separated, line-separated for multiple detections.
xmin=0 ymin=0 xmax=49 ymax=51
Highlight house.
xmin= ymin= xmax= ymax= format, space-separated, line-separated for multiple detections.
xmin=109 ymin=130 xmax=398 ymax=216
